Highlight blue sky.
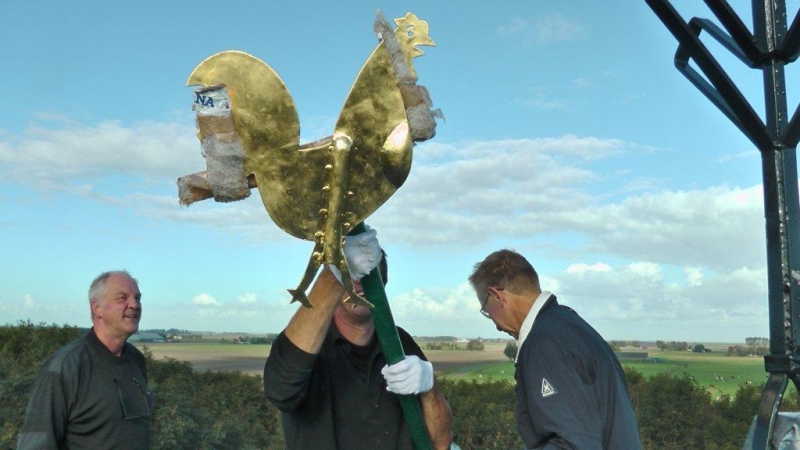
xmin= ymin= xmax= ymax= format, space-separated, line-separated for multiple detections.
xmin=2 ymin=1 xmax=797 ymax=342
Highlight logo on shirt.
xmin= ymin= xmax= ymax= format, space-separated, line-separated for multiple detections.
xmin=541 ymin=378 xmax=557 ymax=398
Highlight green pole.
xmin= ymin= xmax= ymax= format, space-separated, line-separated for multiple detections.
xmin=350 ymin=222 xmax=433 ymax=450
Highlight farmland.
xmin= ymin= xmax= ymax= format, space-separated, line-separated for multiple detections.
xmin=137 ymin=340 xmax=512 ymax=377
xmin=140 ymin=342 xmax=271 ymax=376
xmin=138 ymin=340 xmax=767 ymax=397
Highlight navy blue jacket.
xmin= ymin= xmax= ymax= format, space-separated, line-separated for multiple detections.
xmin=515 ymin=296 xmax=641 ymax=449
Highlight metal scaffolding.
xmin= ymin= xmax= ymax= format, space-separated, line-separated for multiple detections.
xmin=644 ymin=1 xmax=800 ymax=448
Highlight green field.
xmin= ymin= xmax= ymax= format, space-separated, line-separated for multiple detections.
xmin=438 ymin=360 xmax=516 ymax=382
xmin=438 ymin=349 xmax=768 ymax=398
xmin=621 ymin=350 xmax=767 ymax=397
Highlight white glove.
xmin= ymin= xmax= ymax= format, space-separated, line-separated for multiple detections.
xmin=381 ymin=355 xmax=434 ymax=395
xmin=328 ymin=226 xmax=381 ymax=283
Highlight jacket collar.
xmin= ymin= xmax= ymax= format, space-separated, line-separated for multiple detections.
xmin=515 ymin=292 xmax=557 ymax=363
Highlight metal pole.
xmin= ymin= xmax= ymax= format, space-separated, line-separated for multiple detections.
xmin=644 ymin=0 xmax=800 ymax=447
xmin=350 ymin=223 xmax=433 ymax=450
xmin=753 ymin=2 xmax=800 ymax=448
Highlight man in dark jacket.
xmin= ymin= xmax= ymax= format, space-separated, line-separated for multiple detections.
xmin=469 ymin=249 xmax=641 ymax=449
xmin=17 ymin=270 xmax=151 ymax=450
xmin=264 ymin=227 xmax=453 ymax=449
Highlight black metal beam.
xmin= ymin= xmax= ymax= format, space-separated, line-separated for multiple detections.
xmin=691 ymin=17 xmax=752 ymax=65
xmin=704 ymin=0 xmax=763 ymax=64
xmin=645 ymin=0 xmax=774 ymax=150
xmin=785 ymin=103 xmax=800 ymax=148
xmin=783 ymin=11 xmax=800 ymax=61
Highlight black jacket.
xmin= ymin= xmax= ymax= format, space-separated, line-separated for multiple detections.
xmin=264 ymin=325 xmax=426 ymax=450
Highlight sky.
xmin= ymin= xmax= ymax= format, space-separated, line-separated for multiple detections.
xmin=2 ymin=1 xmax=799 ymax=343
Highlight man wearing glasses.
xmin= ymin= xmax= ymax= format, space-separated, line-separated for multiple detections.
xmin=17 ymin=271 xmax=151 ymax=450
xmin=469 ymin=250 xmax=641 ymax=450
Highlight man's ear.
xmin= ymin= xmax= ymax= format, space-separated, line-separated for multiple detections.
xmin=90 ymin=299 xmax=101 ymax=319
xmin=488 ymin=287 xmax=504 ymax=308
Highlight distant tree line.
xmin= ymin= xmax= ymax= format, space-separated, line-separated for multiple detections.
xmin=745 ymin=337 xmax=769 ymax=347
xmin=655 ymin=340 xmax=690 ymax=351
xmin=417 ymin=335 xmax=458 ymax=342
xmin=425 ymin=339 xmax=485 ymax=351
xmin=141 ymin=328 xmax=191 ymax=336
xmin=164 ymin=334 xmax=278 ymax=344
xmin=426 ymin=342 xmax=462 ymax=350
xmin=727 ymin=345 xmax=768 ymax=357
xmin=608 ymin=340 xmax=644 ymax=351
xmin=0 ymin=322 xmax=788 ymax=449
xmin=227 ymin=336 xmax=275 ymax=345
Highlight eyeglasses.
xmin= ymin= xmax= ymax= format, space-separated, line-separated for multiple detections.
xmin=480 ymin=291 xmax=492 ymax=319
xmin=114 ymin=377 xmax=153 ymax=421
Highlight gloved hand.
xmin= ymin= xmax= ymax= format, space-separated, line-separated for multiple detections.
xmin=328 ymin=225 xmax=381 ymax=283
xmin=381 ymin=355 xmax=434 ymax=395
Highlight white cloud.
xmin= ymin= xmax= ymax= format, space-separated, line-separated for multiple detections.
xmin=192 ymin=294 xmax=218 ymax=305
xmin=238 ymin=293 xmax=258 ymax=303
xmin=566 ymin=263 xmax=611 ymax=274
xmin=372 ymin=136 xmax=626 ymax=246
xmin=387 ymin=284 xmax=494 ymax=338
xmin=498 ymin=15 xmax=589 ymax=45
xmin=685 ymin=267 xmax=704 ymax=287
xmin=370 ymin=137 xmax=764 ymax=274
xmin=23 ymin=294 xmax=36 ymax=308
xmin=551 ymin=261 xmax=767 ymax=341
xmin=131 ymin=193 xmax=290 ymax=243
xmin=0 ymin=119 xmax=201 ymax=189
xmin=582 ymin=186 xmax=765 ymax=271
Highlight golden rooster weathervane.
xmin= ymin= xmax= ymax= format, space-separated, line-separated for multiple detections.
xmin=176 ymin=12 xmax=440 ymax=309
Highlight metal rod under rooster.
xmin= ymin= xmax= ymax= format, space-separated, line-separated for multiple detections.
xmin=177 ymin=11 xmax=442 ymax=450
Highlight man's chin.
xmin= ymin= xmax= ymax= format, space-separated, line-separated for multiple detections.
xmin=123 ymin=318 xmax=140 ymax=333
xmin=352 ymin=306 xmax=373 ymax=318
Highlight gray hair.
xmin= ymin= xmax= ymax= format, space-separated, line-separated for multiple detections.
xmin=88 ymin=270 xmax=136 ymax=319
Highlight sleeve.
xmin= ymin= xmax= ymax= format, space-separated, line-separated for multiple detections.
xmin=16 ymin=366 xmax=70 ymax=450
xmin=520 ymin=333 xmax=603 ymax=450
xmin=263 ymin=331 xmax=319 ymax=412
